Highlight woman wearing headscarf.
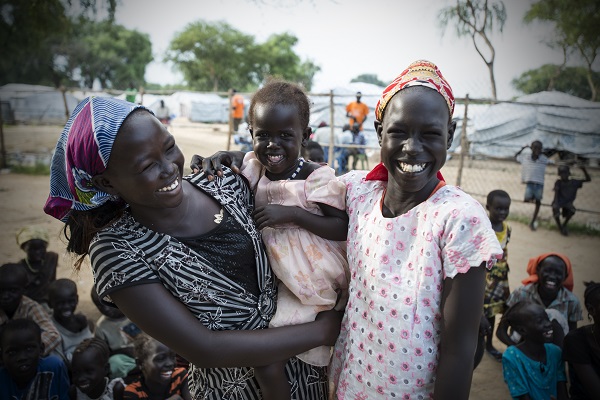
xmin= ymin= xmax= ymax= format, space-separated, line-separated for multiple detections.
xmin=16 ymin=225 xmax=58 ymax=306
xmin=497 ymin=252 xmax=583 ymax=348
xmin=43 ymin=96 xmax=342 ymax=399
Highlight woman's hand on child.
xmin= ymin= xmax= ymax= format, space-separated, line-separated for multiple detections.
xmin=190 ymin=151 xmax=245 ymax=179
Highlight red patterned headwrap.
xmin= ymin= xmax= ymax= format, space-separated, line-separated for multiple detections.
xmin=375 ymin=60 xmax=454 ymax=122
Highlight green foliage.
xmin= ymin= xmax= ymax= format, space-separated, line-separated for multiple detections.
xmin=9 ymin=163 xmax=50 ymax=176
xmin=512 ymin=64 xmax=600 ymax=100
xmin=351 ymin=74 xmax=387 ymax=87
xmin=0 ymin=0 xmax=117 ymax=87
xmin=438 ymin=0 xmax=506 ymax=100
xmin=524 ymin=0 xmax=600 ymax=100
xmin=65 ymin=19 xmax=153 ymax=89
xmin=166 ymin=20 xmax=320 ymax=92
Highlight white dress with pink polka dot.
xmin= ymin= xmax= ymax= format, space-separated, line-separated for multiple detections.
xmin=330 ymin=171 xmax=502 ymax=399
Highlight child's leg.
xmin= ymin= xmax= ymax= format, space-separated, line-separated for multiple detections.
xmin=254 ymin=360 xmax=290 ymax=400
xmin=553 ymin=207 xmax=563 ymax=232
xmin=485 ymin=316 xmax=502 ymax=360
xmin=531 ymin=199 xmax=541 ymax=229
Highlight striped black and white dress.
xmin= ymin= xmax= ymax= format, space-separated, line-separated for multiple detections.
xmin=90 ymin=169 xmax=328 ymax=399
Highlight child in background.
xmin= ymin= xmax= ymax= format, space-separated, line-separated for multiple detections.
xmin=16 ymin=225 xmax=58 ymax=306
xmin=226 ymin=79 xmax=349 ymax=397
xmin=552 ymin=164 xmax=591 ymax=236
xmin=482 ymin=189 xmax=512 ymax=361
xmin=497 ymin=253 xmax=582 ymax=347
xmin=0 ymin=318 xmax=70 ymax=399
xmin=562 ymin=281 xmax=600 ymax=399
xmin=124 ymin=334 xmax=190 ymax=400
xmin=515 ymin=140 xmax=551 ymax=231
xmin=69 ymin=338 xmax=125 ymax=400
xmin=0 ymin=263 xmax=61 ymax=356
xmin=302 ymin=140 xmax=326 ymax=163
xmin=48 ymin=279 xmax=93 ymax=368
xmin=501 ymin=301 xmax=568 ymax=400
xmin=90 ymin=287 xmax=136 ymax=379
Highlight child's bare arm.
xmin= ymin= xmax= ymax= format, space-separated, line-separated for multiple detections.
xmin=253 ymin=204 xmax=348 ymax=241
xmin=434 ymin=265 xmax=487 ymax=400
xmin=496 ymin=317 xmax=517 ymax=347
xmin=254 ymin=361 xmax=291 ymax=400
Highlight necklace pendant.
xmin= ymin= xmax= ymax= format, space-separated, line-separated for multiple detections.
xmin=214 ymin=208 xmax=223 ymax=224
xmin=287 ymin=158 xmax=305 ymax=180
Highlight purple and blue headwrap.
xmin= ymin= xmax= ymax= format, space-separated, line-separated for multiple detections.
xmin=43 ymin=96 xmax=150 ymax=221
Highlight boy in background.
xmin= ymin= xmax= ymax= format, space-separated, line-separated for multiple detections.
xmin=515 ymin=140 xmax=551 ymax=231
xmin=552 ymin=164 xmax=591 ymax=236
xmin=0 ymin=318 xmax=69 ymax=399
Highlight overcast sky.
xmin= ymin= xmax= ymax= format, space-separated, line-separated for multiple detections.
xmin=114 ymin=0 xmax=580 ymax=99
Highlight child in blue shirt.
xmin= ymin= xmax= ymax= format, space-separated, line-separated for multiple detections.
xmin=501 ymin=300 xmax=568 ymax=400
xmin=0 ymin=318 xmax=69 ymax=399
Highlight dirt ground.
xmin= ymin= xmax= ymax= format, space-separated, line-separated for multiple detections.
xmin=1 ymin=120 xmax=599 ymax=398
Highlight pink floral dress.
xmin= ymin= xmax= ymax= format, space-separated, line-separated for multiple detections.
xmin=330 ymin=171 xmax=502 ymax=398
xmin=242 ymin=152 xmax=350 ymax=366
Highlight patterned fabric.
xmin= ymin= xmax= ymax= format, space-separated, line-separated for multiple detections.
xmin=241 ymin=152 xmax=349 ymax=366
xmin=90 ymin=169 xmax=327 ymax=399
xmin=0 ymin=355 xmax=70 ymax=400
xmin=506 ymin=283 xmax=582 ymax=324
xmin=517 ymin=151 xmax=549 ymax=185
xmin=502 ymin=344 xmax=566 ymax=400
xmin=44 ymin=96 xmax=149 ymax=221
xmin=522 ymin=253 xmax=574 ymax=292
xmin=375 ymin=60 xmax=454 ymax=121
xmin=330 ymin=171 xmax=502 ymax=398
xmin=0 ymin=295 xmax=61 ymax=356
xmin=483 ymin=222 xmax=511 ymax=317
xmin=123 ymin=368 xmax=188 ymax=399
xmin=16 ymin=225 xmax=49 ymax=246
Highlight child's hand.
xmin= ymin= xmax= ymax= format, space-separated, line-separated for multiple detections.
xmin=253 ymin=205 xmax=296 ymax=230
xmin=189 ymin=151 xmax=244 ymax=179
xmin=315 ymin=308 xmax=344 ymax=346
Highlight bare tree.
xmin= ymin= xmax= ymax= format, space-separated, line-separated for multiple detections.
xmin=438 ymin=0 xmax=507 ymax=100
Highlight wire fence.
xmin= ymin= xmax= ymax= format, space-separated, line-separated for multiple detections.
xmin=1 ymin=86 xmax=599 ymax=229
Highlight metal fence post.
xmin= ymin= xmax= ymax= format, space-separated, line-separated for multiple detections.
xmin=226 ymin=89 xmax=233 ymax=151
xmin=328 ymin=90 xmax=335 ymax=166
xmin=456 ymin=94 xmax=470 ymax=187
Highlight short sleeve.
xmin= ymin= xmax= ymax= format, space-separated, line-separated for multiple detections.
xmin=90 ymin=229 xmax=161 ymax=305
xmin=240 ymin=151 xmax=263 ymax=190
xmin=567 ymin=294 xmax=583 ymax=322
xmin=506 ymin=287 xmax=527 ymax=307
xmin=440 ymin=192 xmax=503 ymax=278
xmin=305 ymin=166 xmax=346 ymax=210
xmin=502 ymin=347 xmax=529 ymax=398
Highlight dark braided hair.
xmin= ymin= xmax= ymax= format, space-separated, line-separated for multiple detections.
xmin=248 ymin=77 xmax=311 ymax=131
xmin=72 ymin=337 xmax=110 ymax=365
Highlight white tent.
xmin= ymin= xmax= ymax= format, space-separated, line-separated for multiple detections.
xmin=470 ymin=91 xmax=600 ymax=160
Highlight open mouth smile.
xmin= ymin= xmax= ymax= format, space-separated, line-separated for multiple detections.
xmin=160 ymin=370 xmax=173 ymax=379
xmin=543 ymin=329 xmax=553 ymax=340
xmin=267 ymin=155 xmax=285 ymax=165
xmin=158 ymin=179 xmax=179 ymax=192
xmin=398 ymin=162 xmax=428 ymax=174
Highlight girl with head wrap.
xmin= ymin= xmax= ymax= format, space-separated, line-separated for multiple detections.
xmin=497 ymin=252 xmax=582 ymax=348
xmin=196 ymin=60 xmax=503 ymax=399
xmin=16 ymin=225 xmax=58 ymax=306
xmin=43 ymin=96 xmax=343 ymax=399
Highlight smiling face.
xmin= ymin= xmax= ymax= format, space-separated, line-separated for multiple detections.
xmin=517 ymin=303 xmax=554 ymax=344
xmin=139 ymin=339 xmax=176 ymax=386
xmin=71 ymin=348 xmax=109 ymax=397
xmin=92 ymin=110 xmax=185 ymax=216
xmin=487 ymin=195 xmax=511 ymax=224
xmin=49 ymin=284 xmax=78 ymax=323
xmin=251 ymin=102 xmax=310 ymax=180
xmin=1 ymin=328 xmax=43 ymax=387
xmin=376 ymin=87 xmax=455 ymax=196
xmin=537 ymin=256 xmax=567 ymax=298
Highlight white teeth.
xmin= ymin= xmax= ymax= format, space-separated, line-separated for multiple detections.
xmin=158 ymin=179 xmax=179 ymax=192
xmin=268 ymin=155 xmax=284 ymax=163
xmin=399 ymin=162 xmax=426 ymax=173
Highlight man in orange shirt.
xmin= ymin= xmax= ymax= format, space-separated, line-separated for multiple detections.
xmin=231 ymin=89 xmax=245 ymax=133
xmin=345 ymin=91 xmax=369 ymax=131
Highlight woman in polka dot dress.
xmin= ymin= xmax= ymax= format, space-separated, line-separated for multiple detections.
xmin=329 ymin=60 xmax=503 ymax=399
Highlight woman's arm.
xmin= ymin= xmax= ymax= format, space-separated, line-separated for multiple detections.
xmin=252 ymin=203 xmax=348 ymax=241
xmin=109 ymin=283 xmax=343 ymax=369
xmin=434 ymin=264 xmax=487 ymax=400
